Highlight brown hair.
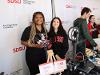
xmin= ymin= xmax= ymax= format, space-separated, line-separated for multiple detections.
xmin=81 ymin=7 xmax=91 ymax=16
xmin=28 ymin=12 xmax=47 ymax=44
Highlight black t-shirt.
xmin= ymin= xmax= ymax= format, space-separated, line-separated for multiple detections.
xmin=21 ymin=26 xmax=47 ymax=75
xmin=21 ymin=26 xmax=46 ymax=52
xmin=21 ymin=26 xmax=31 ymax=41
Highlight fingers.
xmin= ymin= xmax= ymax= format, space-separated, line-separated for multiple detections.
xmin=47 ymin=49 xmax=54 ymax=56
xmin=55 ymin=55 xmax=62 ymax=60
xmin=35 ymin=44 xmax=43 ymax=48
xmin=96 ymin=45 xmax=100 ymax=52
xmin=47 ymin=50 xmax=54 ymax=62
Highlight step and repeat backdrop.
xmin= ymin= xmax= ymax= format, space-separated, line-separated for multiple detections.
xmin=0 ymin=0 xmax=100 ymax=75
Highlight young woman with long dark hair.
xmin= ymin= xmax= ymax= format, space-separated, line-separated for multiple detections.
xmin=21 ymin=12 xmax=47 ymax=75
xmin=48 ymin=17 xmax=69 ymax=59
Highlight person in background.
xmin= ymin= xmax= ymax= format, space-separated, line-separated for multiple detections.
xmin=86 ymin=15 xmax=98 ymax=48
xmin=48 ymin=17 xmax=69 ymax=60
xmin=88 ymin=15 xmax=98 ymax=38
xmin=73 ymin=7 xmax=100 ymax=75
xmin=74 ymin=7 xmax=100 ymax=55
xmin=21 ymin=12 xmax=47 ymax=75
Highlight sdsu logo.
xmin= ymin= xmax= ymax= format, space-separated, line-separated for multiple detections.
xmin=13 ymin=46 xmax=26 ymax=53
xmin=59 ymin=62 xmax=63 ymax=65
xmin=8 ymin=0 xmax=21 ymax=4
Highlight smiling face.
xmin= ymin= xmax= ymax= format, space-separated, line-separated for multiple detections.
xmin=52 ymin=18 xmax=60 ymax=30
xmin=34 ymin=14 xmax=44 ymax=25
xmin=90 ymin=16 xmax=95 ymax=23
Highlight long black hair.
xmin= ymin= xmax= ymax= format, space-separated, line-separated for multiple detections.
xmin=49 ymin=17 xmax=65 ymax=34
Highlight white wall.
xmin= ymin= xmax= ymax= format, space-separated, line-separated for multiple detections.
xmin=0 ymin=0 xmax=52 ymax=75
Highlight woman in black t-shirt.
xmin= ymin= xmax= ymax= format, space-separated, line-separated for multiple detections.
xmin=21 ymin=12 xmax=47 ymax=75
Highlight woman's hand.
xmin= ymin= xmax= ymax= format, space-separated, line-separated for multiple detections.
xmin=96 ymin=45 xmax=100 ymax=52
xmin=98 ymin=34 xmax=100 ymax=38
xmin=47 ymin=50 xmax=54 ymax=62
xmin=28 ymin=40 xmax=43 ymax=48
xmin=55 ymin=54 xmax=62 ymax=60
xmin=34 ymin=44 xmax=44 ymax=48
xmin=89 ymin=28 xmax=96 ymax=32
xmin=47 ymin=50 xmax=54 ymax=57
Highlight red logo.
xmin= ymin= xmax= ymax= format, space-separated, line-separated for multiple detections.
xmin=54 ymin=36 xmax=64 ymax=43
xmin=66 ymin=4 xmax=73 ymax=8
xmin=59 ymin=62 xmax=63 ymax=65
xmin=8 ymin=0 xmax=21 ymax=4
xmin=13 ymin=46 xmax=26 ymax=53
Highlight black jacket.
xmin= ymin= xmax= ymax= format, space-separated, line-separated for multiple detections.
xmin=48 ymin=30 xmax=69 ymax=58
